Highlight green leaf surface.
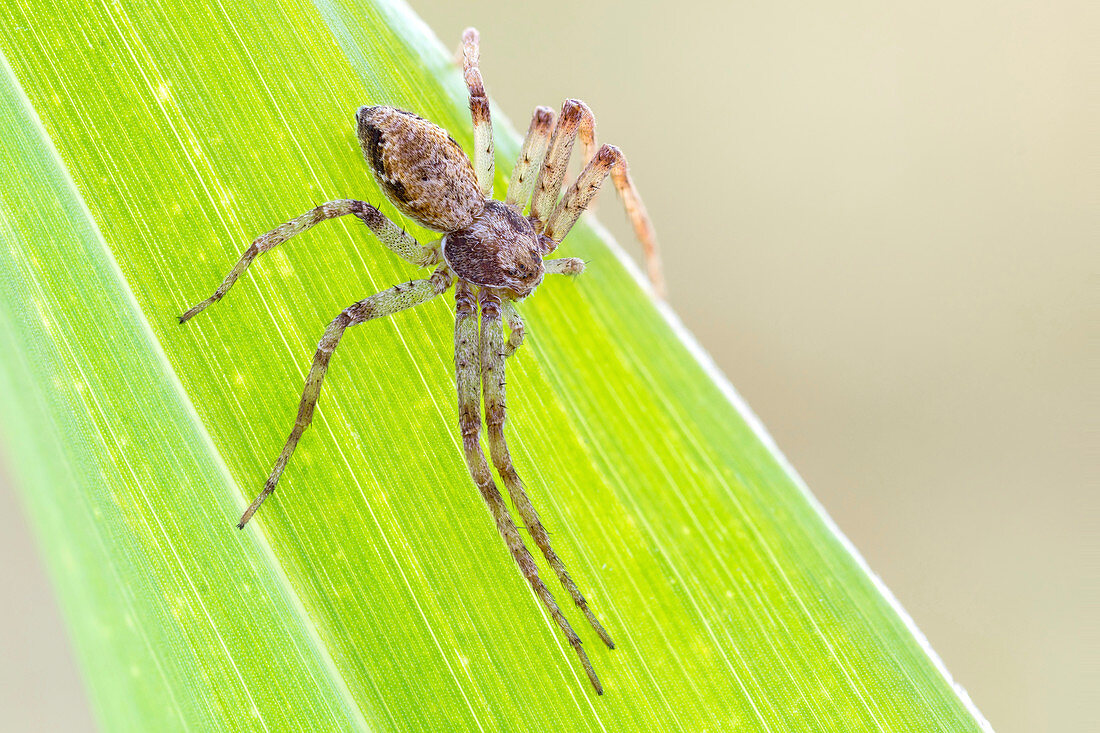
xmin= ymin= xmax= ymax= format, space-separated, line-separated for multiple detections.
xmin=0 ymin=1 xmax=990 ymax=730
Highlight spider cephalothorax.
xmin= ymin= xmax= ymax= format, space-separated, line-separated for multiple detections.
xmin=179 ymin=28 xmax=662 ymax=695
xmin=442 ymin=200 xmax=547 ymax=297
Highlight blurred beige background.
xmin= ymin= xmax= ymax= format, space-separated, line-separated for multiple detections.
xmin=2 ymin=0 xmax=1093 ymax=730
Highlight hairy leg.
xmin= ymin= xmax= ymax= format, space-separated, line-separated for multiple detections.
xmin=505 ymin=106 xmax=555 ymax=211
xmin=610 ymin=159 xmax=664 ymax=296
xmin=462 ymin=28 xmax=495 ymax=196
xmin=500 ymin=299 xmax=526 ymax=358
xmin=543 ymin=144 xmax=623 ymax=243
xmin=237 ymin=267 xmax=453 ymax=528
xmin=179 ymin=200 xmax=436 ymax=323
xmin=480 ymin=290 xmax=616 ymax=651
xmin=577 ymin=106 xmax=598 ymax=171
xmin=529 ymin=100 xmax=665 ymax=296
xmin=455 ymin=283 xmax=603 ymax=694
xmin=529 ymin=99 xmax=590 ymax=233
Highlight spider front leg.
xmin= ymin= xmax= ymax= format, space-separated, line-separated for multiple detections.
xmin=544 ymin=145 xmax=625 ymax=243
xmin=529 ymin=99 xmax=589 ymax=230
xmin=529 ymin=101 xmax=665 ymax=296
xmin=506 ymin=106 xmax=554 ymax=211
xmin=544 ymin=142 xmax=664 ymax=294
xmin=179 ymin=200 xmax=437 ymax=323
xmin=462 ymin=28 xmax=494 ymax=196
xmin=454 ymin=282 xmax=604 ymax=694
xmin=609 ymin=158 xmax=664 ymax=296
xmin=237 ymin=266 xmax=453 ymax=528
xmin=480 ymin=290 xmax=616 ymax=652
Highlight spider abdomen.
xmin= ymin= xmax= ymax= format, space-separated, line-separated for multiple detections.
xmin=443 ymin=200 xmax=547 ymax=298
xmin=356 ymin=105 xmax=484 ymax=232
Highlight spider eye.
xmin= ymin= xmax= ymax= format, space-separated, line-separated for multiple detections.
xmin=503 ymin=265 xmax=528 ymax=279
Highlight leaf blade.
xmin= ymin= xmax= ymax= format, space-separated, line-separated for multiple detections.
xmin=0 ymin=52 xmax=368 ymax=731
xmin=0 ymin=1 xmax=991 ymax=730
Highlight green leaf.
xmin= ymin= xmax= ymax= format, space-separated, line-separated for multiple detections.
xmin=0 ymin=1 xmax=990 ymax=730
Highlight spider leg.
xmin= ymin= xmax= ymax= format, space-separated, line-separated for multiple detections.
xmin=455 ymin=282 xmax=604 ymax=694
xmin=528 ymin=101 xmax=665 ymax=296
xmin=529 ymin=99 xmax=590 ymax=232
xmin=543 ymin=142 xmax=664 ymax=296
xmin=237 ymin=266 xmax=453 ymax=528
xmin=462 ymin=28 xmax=495 ymax=196
xmin=500 ymin=299 xmax=526 ymax=358
xmin=505 ymin=106 xmax=554 ymax=211
xmin=544 ymin=144 xmax=622 ymax=243
xmin=479 ymin=289 xmax=616 ymax=652
xmin=577 ymin=107 xmax=599 ymax=171
xmin=609 ymin=156 xmax=664 ymax=296
xmin=179 ymin=200 xmax=437 ymax=323
xmin=571 ymin=106 xmax=601 ymax=218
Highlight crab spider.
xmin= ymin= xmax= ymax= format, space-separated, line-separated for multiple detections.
xmin=179 ymin=28 xmax=663 ymax=694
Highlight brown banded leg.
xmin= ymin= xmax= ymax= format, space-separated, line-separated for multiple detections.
xmin=505 ymin=106 xmax=554 ymax=212
xmin=479 ymin=290 xmax=615 ymax=651
xmin=610 ymin=159 xmax=664 ymax=296
xmin=500 ymin=299 xmax=526 ymax=358
xmin=528 ymin=100 xmax=665 ymax=296
xmin=454 ymin=282 xmax=604 ymax=694
xmin=544 ymin=144 xmax=623 ymax=243
xmin=462 ymin=28 xmax=495 ymax=196
xmin=570 ymin=105 xmax=602 ymax=220
xmin=529 ymin=99 xmax=591 ymax=235
xmin=237 ymin=267 xmax=453 ymax=528
xmin=542 ymin=141 xmax=664 ymax=296
xmin=179 ymin=200 xmax=437 ymax=323
xmin=577 ymin=107 xmax=598 ymax=171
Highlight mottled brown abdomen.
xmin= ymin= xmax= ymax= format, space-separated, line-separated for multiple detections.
xmin=356 ymin=106 xmax=485 ymax=232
